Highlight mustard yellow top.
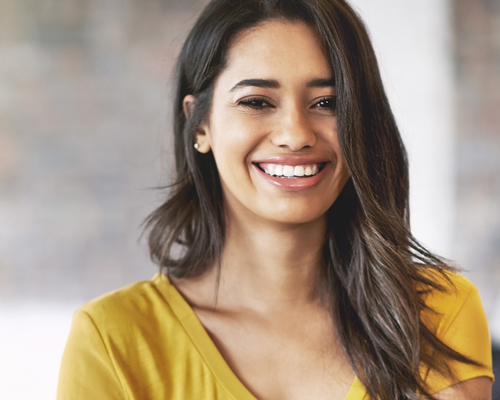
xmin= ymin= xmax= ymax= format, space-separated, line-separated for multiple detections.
xmin=57 ymin=273 xmax=494 ymax=400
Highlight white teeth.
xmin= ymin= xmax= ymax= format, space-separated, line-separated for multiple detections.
xmin=283 ymin=165 xmax=294 ymax=177
xmin=261 ymin=163 xmax=322 ymax=178
xmin=294 ymin=165 xmax=305 ymax=176
xmin=274 ymin=165 xmax=283 ymax=176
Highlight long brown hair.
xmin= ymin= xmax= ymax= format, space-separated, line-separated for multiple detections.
xmin=144 ymin=0 xmax=480 ymax=398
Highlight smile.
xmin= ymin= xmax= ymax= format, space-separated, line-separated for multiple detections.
xmin=256 ymin=163 xmax=326 ymax=179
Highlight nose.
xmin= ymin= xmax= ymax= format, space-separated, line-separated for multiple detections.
xmin=271 ymin=104 xmax=316 ymax=151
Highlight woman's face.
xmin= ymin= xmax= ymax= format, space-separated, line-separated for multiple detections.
xmin=190 ymin=20 xmax=350 ymax=226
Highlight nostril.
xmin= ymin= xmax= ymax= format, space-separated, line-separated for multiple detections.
xmin=272 ymin=119 xmax=317 ymax=151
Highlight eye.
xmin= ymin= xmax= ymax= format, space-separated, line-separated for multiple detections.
xmin=312 ymin=96 xmax=336 ymax=113
xmin=237 ymin=97 xmax=274 ymax=109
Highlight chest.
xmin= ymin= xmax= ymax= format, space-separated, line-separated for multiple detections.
xmin=196 ymin=309 xmax=356 ymax=400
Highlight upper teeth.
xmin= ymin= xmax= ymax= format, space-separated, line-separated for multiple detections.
xmin=263 ymin=163 xmax=319 ymax=177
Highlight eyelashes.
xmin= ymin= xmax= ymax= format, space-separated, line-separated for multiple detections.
xmin=313 ymin=97 xmax=336 ymax=110
xmin=237 ymin=96 xmax=273 ymax=109
xmin=236 ymin=96 xmax=337 ymax=112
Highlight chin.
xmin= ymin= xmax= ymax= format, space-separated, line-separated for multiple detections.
xmin=259 ymin=206 xmax=328 ymax=226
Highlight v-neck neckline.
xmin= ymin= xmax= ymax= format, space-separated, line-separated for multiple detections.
xmin=154 ymin=274 xmax=366 ymax=400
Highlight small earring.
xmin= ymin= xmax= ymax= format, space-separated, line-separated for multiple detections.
xmin=194 ymin=143 xmax=199 ymax=150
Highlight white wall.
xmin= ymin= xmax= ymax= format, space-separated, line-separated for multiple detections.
xmin=0 ymin=303 xmax=77 ymax=400
xmin=349 ymin=0 xmax=455 ymax=258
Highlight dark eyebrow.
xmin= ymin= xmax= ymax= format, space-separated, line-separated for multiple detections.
xmin=306 ymin=78 xmax=335 ymax=88
xmin=230 ymin=79 xmax=280 ymax=92
xmin=229 ymin=77 xmax=335 ymax=92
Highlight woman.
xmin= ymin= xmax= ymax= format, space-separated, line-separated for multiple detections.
xmin=57 ymin=0 xmax=494 ymax=399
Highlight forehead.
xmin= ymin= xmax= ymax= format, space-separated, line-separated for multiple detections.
xmin=219 ymin=20 xmax=332 ymax=87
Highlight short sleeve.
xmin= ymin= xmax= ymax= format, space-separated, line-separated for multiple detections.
xmin=57 ymin=309 xmax=126 ymax=400
xmin=424 ymin=279 xmax=495 ymax=393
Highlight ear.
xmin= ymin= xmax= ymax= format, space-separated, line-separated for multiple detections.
xmin=183 ymin=94 xmax=212 ymax=154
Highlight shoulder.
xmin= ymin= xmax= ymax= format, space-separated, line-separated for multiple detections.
xmin=79 ymin=274 xmax=172 ymax=324
xmin=58 ymin=275 xmax=211 ymax=398
xmin=420 ymin=271 xmax=478 ymax=335
xmin=74 ymin=273 xmax=187 ymax=348
xmin=419 ymin=270 xmax=494 ymax=392
xmin=420 ymin=270 xmax=489 ymax=348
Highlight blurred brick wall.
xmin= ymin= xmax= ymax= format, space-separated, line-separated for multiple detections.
xmin=0 ymin=0 xmax=206 ymax=301
xmin=1 ymin=0 xmax=499 ymax=310
xmin=453 ymin=0 xmax=500 ymax=312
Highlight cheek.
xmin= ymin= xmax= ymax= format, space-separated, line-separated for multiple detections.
xmin=209 ymin=116 xmax=265 ymax=172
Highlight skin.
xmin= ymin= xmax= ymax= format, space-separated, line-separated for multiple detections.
xmin=178 ymin=20 xmax=492 ymax=400
xmin=433 ymin=377 xmax=492 ymax=400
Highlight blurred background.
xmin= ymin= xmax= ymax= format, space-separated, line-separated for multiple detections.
xmin=0 ymin=0 xmax=499 ymax=398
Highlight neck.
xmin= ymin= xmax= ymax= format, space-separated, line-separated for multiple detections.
xmin=203 ymin=211 xmax=327 ymax=313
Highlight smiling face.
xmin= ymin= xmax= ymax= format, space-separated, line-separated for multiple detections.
xmin=188 ymin=19 xmax=350 ymax=226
